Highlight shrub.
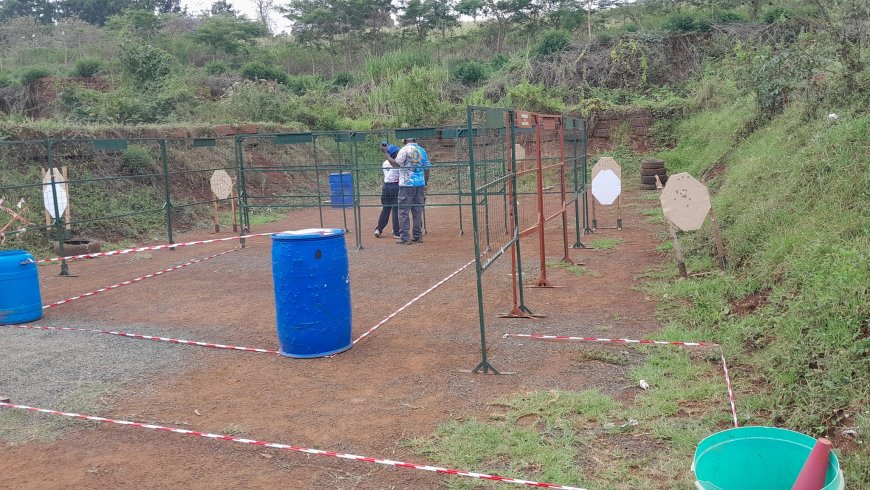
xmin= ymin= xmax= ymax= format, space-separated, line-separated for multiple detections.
xmin=712 ymin=10 xmax=744 ymax=24
xmin=120 ymin=44 xmax=174 ymax=86
xmin=284 ymin=74 xmax=324 ymax=96
xmin=120 ymin=145 xmax=155 ymax=176
xmin=71 ymin=58 xmax=102 ymax=77
xmin=205 ymin=61 xmax=230 ymax=76
xmin=20 ymin=67 xmax=51 ymax=85
xmin=762 ymin=6 xmax=793 ymax=24
xmin=489 ymin=54 xmax=509 ymax=71
xmin=504 ymin=82 xmax=564 ymax=114
xmin=449 ymin=59 xmax=488 ymax=85
xmin=664 ymin=12 xmax=711 ymax=32
xmin=331 ymin=71 xmax=354 ymax=88
xmin=0 ymin=72 xmax=14 ymax=88
xmin=534 ymin=30 xmax=571 ymax=58
xmin=241 ymin=62 xmax=288 ymax=84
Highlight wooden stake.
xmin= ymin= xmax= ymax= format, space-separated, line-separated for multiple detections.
xmin=41 ymin=167 xmax=51 ymax=237
xmin=656 ymin=175 xmax=687 ymax=278
xmin=590 ymin=189 xmax=597 ymax=230
xmin=616 ymin=194 xmax=623 ymax=230
xmin=709 ymin=206 xmax=726 ymax=270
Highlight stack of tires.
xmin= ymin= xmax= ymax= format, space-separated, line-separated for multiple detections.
xmin=641 ymin=158 xmax=667 ymax=190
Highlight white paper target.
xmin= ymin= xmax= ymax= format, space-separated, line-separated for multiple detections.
xmin=42 ymin=168 xmax=68 ymax=219
xmin=660 ymin=172 xmax=711 ymax=231
xmin=210 ymin=170 xmax=233 ymax=200
xmin=591 ymin=169 xmax=621 ymax=205
xmin=514 ymin=144 xmax=526 ymax=161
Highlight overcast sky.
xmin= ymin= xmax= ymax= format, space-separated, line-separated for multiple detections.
xmin=182 ymin=0 xmax=295 ymax=33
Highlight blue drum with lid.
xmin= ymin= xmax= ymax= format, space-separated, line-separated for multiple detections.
xmin=0 ymin=250 xmax=43 ymax=325
xmin=271 ymin=229 xmax=352 ymax=358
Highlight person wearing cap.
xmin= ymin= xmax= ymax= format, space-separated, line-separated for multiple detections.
xmin=375 ymin=144 xmax=401 ymax=239
xmin=383 ymin=137 xmax=430 ymax=244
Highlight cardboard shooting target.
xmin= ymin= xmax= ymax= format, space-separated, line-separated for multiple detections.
xmin=591 ymin=169 xmax=621 ymax=205
xmin=660 ymin=173 xmax=711 ymax=231
xmin=591 ymin=156 xmax=622 ymax=181
xmin=210 ymin=170 xmax=233 ymax=200
xmin=514 ymin=144 xmax=526 ymax=161
xmin=42 ymin=168 xmax=68 ymax=219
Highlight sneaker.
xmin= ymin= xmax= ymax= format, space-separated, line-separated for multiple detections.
xmin=396 ymin=239 xmax=413 ymax=245
xmin=412 ymin=238 xmax=423 ymax=243
xmin=374 ymin=229 xmax=381 ymax=238
xmin=392 ymin=234 xmax=400 ymax=239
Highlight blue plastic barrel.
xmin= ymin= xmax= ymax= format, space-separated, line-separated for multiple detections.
xmin=271 ymin=229 xmax=352 ymax=358
xmin=0 ymin=250 xmax=43 ymax=325
xmin=328 ymin=172 xmax=354 ymax=208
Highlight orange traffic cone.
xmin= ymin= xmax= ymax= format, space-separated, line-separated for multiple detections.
xmin=792 ymin=437 xmax=832 ymax=490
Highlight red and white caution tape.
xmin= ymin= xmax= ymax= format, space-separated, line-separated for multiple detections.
xmin=43 ymin=248 xmax=240 ymax=309
xmin=36 ymin=230 xmax=286 ymax=264
xmin=502 ymin=333 xmax=719 ymax=347
xmin=0 ymin=402 xmax=586 ymax=490
xmin=4 ymin=324 xmax=280 ymax=355
xmin=720 ymin=348 xmax=738 ymax=428
xmin=350 ymin=258 xmax=476 ymax=346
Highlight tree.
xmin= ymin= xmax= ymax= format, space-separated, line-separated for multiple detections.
xmin=209 ymin=0 xmax=238 ymax=17
xmin=60 ymin=0 xmax=150 ymax=26
xmin=253 ymin=0 xmax=275 ymax=33
xmin=191 ymin=15 xmax=267 ymax=54
xmin=282 ymin=0 xmax=392 ymax=49
xmin=0 ymin=0 xmax=57 ymax=24
xmin=456 ymin=0 xmax=482 ymax=22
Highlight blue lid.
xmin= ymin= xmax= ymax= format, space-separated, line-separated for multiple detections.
xmin=272 ymin=228 xmax=345 ymax=241
xmin=0 ymin=250 xmax=28 ymax=257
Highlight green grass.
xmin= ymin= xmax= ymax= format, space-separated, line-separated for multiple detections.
xmin=547 ymin=260 xmax=589 ymax=276
xmin=589 ymin=238 xmax=623 ymax=250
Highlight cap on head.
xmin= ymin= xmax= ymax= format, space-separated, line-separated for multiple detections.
xmin=386 ymin=144 xmax=400 ymax=157
xmin=402 ymin=137 xmax=417 ymax=144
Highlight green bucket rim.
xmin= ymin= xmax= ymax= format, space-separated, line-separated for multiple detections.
xmin=693 ymin=426 xmax=844 ymax=490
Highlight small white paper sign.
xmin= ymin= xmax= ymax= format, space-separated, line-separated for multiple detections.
xmin=42 ymin=168 xmax=68 ymax=219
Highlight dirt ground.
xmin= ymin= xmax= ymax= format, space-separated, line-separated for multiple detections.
xmin=0 ymin=190 xmax=666 ymax=489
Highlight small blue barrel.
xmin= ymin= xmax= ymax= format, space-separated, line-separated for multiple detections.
xmin=328 ymin=172 xmax=354 ymax=208
xmin=271 ymin=229 xmax=352 ymax=358
xmin=0 ymin=250 xmax=43 ymax=325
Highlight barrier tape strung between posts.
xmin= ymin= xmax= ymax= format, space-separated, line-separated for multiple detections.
xmin=503 ymin=332 xmax=739 ymax=427
xmin=501 ymin=333 xmax=719 ymax=347
xmin=43 ymin=248 xmax=240 ymax=309
xmin=4 ymin=324 xmax=280 ymax=355
xmin=7 ymin=259 xmax=477 ymax=357
xmin=0 ymin=402 xmax=586 ymax=490
xmin=720 ymin=349 xmax=739 ymax=428
xmin=36 ymin=230 xmax=289 ymax=264
xmin=350 ymin=258 xmax=476 ymax=346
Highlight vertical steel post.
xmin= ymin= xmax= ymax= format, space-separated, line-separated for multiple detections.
xmin=570 ymin=117 xmax=586 ymax=248
xmin=47 ymin=141 xmax=69 ymax=276
xmin=533 ymin=115 xmax=552 ymax=288
xmin=467 ymin=107 xmax=499 ymax=375
xmin=456 ymin=133 xmax=464 ymax=236
xmin=581 ymin=119 xmax=591 ymax=234
xmin=159 ymin=140 xmax=174 ymax=249
xmin=350 ymin=136 xmax=363 ymax=250
xmin=234 ymin=137 xmax=250 ymax=247
xmin=313 ymin=135 xmax=324 ymax=228
xmin=558 ymin=119 xmax=571 ymax=263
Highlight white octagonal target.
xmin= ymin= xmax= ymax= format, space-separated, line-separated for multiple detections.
xmin=591 ymin=169 xmax=621 ymax=205
xmin=660 ymin=172 xmax=711 ymax=231
xmin=42 ymin=167 xmax=68 ymax=219
xmin=210 ymin=170 xmax=233 ymax=200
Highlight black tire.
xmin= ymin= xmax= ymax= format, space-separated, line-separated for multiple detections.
xmin=54 ymin=239 xmax=101 ymax=257
xmin=641 ymin=168 xmax=668 ymax=176
xmin=641 ymin=161 xmax=665 ymax=170
xmin=641 ymin=158 xmax=665 ymax=166
xmin=641 ymin=175 xmax=668 ymax=185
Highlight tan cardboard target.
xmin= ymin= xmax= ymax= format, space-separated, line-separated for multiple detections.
xmin=42 ymin=167 xmax=68 ymax=219
xmin=210 ymin=170 xmax=233 ymax=200
xmin=591 ymin=156 xmax=621 ymax=180
xmin=660 ymin=172 xmax=711 ymax=231
xmin=514 ymin=144 xmax=526 ymax=161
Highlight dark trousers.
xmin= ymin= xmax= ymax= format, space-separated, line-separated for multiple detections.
xmin=377 ymin=182 xmax=400 ymax=235
xmin=398 ymin=186 xmax=425 ymax=241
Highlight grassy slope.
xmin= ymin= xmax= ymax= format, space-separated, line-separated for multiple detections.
xmin=414 ymin=95 xmax=869 ymax=487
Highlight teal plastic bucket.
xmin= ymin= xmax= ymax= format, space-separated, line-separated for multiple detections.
xmin=693 ymin=427 xmax=844 ymax=490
